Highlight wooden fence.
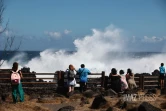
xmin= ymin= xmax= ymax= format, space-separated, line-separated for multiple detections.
xmin=0 ymin=69 xmax=58 ymax=89
xmin=0 ymin=69 xmax=105 ymax=89
xmin=132 ymin=75 xmax=159 ymax=90
xmin=0 ymin=69 xmax=160 ymax=90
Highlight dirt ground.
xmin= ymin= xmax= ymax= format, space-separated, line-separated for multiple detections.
xmin=1 ymin=90 xmax=166 ymax=111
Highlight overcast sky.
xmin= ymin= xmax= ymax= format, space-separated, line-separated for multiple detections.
xmin=1 ymin=0 xmax=166 ymax=52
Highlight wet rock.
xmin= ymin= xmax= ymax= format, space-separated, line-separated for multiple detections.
xmin=91 ymin=94 xmax=107 ymax=109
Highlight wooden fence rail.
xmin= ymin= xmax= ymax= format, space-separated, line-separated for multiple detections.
xmin=0 ymin=69 xmax=160 ymax=90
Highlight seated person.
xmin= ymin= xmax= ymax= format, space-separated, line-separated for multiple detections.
xmin=109 ymin=68 xmax=121 ymax=93
xmin=119 ymin=70 xmax=128 ymax=91
xmin=126 ymin=68 xmax=137 ymax=89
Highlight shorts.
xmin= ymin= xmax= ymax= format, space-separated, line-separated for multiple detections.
xmin=160 ymin=74 xmax=165 ymax=80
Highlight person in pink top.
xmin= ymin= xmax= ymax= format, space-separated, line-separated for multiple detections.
xmin=119 ymin=70 xmax=128 ymax=91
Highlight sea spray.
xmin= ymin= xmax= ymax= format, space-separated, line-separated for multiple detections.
xmin=0 ymin=25 xmax=165 ymax=76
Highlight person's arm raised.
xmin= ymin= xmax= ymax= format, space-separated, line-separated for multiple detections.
xmin=19 ymin=70 xmax=23 ymax=78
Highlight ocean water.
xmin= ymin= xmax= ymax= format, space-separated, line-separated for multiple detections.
xmin=0 ymin=51 xmax=165 ymax=75
xmin=0 ymin=26 xmax=166 ymax=75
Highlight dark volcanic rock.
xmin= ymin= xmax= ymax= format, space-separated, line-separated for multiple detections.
xmin=161 ymin=88 xmax=166 ymax=95
xmin=83 ymin=89 xmax=96 ymax=98
xmin=56 ymin=86 xmax=68 ymax=96
xmin=1 ymin=93 xmax=9 ymax=102
xmin=160 ymin=102 xmax=166 ymax=109
xmin=135 ymin=73 xmax=150 ymax=76
xmin=124 ymin=88 xmax=138 ymax=94
xmin=146 ymin=88 xmax=157 ymax=94
xmin=138 ymin=102 xmax=161 ymax=111
xmin=152 ymin=69 xmax=160 ymax=76
xmin=58 ymin=106 xmax=75 ymax=111
xmin=123 ymin=101 xmax=139 ymax=111
xmin=91 ymin=94 xmax=107 ymax=109
xmin=104 ymin=89 xmax=117 ymax=96
xmin=80 ymin=97 xmax=90 ymax=107
xmin=54 ymin=93 xmax=66 ymax=98
xmin=106 ymin=107 xmax=120 ymax=111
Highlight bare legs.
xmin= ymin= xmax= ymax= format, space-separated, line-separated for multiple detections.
xmin=68 ymin=86 xmax=74 ymax=93
xmin=161 ymin=79 xmax=164 ymax=89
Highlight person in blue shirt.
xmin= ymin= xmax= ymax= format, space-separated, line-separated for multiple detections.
xmin=159 ymin=63 xmax=165 ymax=89
xmin=77 ymin=64 xmax=91 ymax=93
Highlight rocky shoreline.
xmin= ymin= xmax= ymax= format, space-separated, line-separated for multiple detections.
xmin=0 ymin=68 xmax=166 ymax=111
xmin=1 ymin=85 xmax=166 ymax=111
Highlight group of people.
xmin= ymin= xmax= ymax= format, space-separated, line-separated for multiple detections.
xmin=65 ymin=64 xmax=138 ymax=94
xmin=9 ymin=62 xmax=166 ymax=104
xmin=109 ymin=68 xmax=137 ymax=93
xmin=65 ymin=64 xmax=91 ymax=94
xmin=10 ymin=62 xmax=91 ymax=103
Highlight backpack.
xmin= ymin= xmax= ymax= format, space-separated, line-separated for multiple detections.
xmin=68 ymin=70 xmax=75 ymax=80
xmin=11 ymin=70 xmax=21 ymax=85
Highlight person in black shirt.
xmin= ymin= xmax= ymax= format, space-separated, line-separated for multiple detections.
xmin=109 ymin=68 xmax=121 ymax=93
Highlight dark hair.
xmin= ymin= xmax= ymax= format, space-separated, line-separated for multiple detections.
xmin=127 ymin=68 xmax=133 ymax=76
xmin=81 ymin=64 xmax=85 ymax=68
xmin=119 ymin=70 xmax=124 ymax=75
xmin=161 ymin=63 xmax=164 ymax=66
xmin=12 ymin=62 xmax=18 ymax=72
xmin=111 ymin=68 xmax=117 ymax=75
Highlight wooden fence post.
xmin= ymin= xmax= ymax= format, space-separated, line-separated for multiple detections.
xmin=142 ymin=75 xmax=144 ymax=90
xmin=57 ymin=71 xmax=61 ymax=86
xmin=139 ymin=75 xmax=144 ymax=90
xmin=139 ymin=75 xmax=142 ymax=90
xmin=61 ymin=71 xmax=64 ymax=86
xmin=58 ymin=70 xmax=61 ymax=80
xmin=101 ymin=71 xmax=105 ymax=87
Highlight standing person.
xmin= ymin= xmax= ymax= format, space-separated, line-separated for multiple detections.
xmin=77 ymin=64 xmax=91 ymax=93
xmin=159 ymin=63 xmax=165 ymax=89
xmin=119 ymin=70 xmax=128 ymax=91
xmin=66 ymin=64 xmax=76 ymax=94
xmin=126 ymin=68 xmax=137 ymax=89
xmin=11 ymin=62 xmax=24 ymax=103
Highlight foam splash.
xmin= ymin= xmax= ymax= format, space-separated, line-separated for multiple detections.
xmin=1 ymin=25 xmax=165 ymax=75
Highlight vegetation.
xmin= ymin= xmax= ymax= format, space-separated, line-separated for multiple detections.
xmin=0 ymin=0 xmax=22 ymax=67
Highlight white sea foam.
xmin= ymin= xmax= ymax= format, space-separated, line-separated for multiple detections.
xmin=1 ymin=25 xmax=165 ymax=76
